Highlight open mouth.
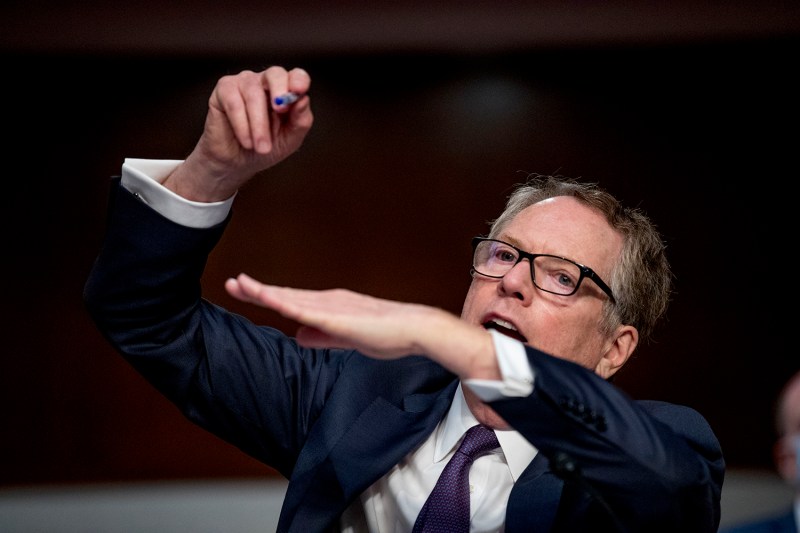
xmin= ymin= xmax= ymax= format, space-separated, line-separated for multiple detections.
xmin=483 ymin=318 xmax=527 ymax=343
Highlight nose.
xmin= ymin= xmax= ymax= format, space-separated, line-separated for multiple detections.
xmin=497 ymin=259 xmax=534 ymax=303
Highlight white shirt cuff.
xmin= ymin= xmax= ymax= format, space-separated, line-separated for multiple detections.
xmin=120 ymin=158 xmax=235 ymax=229
xmin=464 ymin=329 xmax=535 ymax=402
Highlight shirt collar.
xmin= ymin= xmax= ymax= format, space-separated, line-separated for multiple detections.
xmin=434 ymin=383 xmax=538 ymax=481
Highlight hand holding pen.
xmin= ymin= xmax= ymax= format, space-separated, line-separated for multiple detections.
xmin=162 ymin=66 xmax=313 ymax=203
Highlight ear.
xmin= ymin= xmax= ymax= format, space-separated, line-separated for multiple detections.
xmin=595 ymin=325 xmax=638 ymax=379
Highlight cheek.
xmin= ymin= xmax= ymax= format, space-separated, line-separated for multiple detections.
xmin=460 ymin=282 xmax=487 ymax=323
xmin=530 ymin=310 xmax=606 ymax=367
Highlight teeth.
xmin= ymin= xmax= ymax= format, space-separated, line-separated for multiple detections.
xmin=491 ymin=318 xmax=517 ymax=331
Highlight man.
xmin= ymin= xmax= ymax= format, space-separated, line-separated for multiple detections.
xmin=721 ymin=370 xmax=800 ymax=533
xmin=84 ymin=65 xmax=724 ymax=532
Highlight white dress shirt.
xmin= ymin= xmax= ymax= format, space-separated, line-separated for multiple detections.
xmin=120 ymin=158 xmax=539 ymax=532
xmin=340 ymin=382 xmax=536 ymax=533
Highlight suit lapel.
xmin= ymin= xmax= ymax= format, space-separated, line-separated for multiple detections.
xmin=283 ymin=379 xmax=458 ymax=531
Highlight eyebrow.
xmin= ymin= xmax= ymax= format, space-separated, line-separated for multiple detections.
xmin=498 ymin=234 xmax=526 ymax=249
xmin=498 ymin=235 xmax=571 ymax=261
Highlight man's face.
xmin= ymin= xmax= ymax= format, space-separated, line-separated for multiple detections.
xmin=461 ymin=196 xmax=623 ymax=375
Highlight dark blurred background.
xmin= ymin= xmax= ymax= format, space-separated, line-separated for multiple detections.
xmin=2 ymin=1 xmax=798 ymax=487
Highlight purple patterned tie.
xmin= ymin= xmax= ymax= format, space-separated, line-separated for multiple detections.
xmin=412 ymin=424 xmax=500 ymax=533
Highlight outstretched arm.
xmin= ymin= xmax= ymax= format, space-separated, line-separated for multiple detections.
xmin=224 ymin=273 xmax=503 ymax=382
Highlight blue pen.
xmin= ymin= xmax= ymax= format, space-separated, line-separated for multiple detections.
xmin=274 ymin=92 xmax=302 ymax=106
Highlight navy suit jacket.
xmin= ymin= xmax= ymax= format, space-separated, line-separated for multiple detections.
xmin=84 ymin=179 xmax=725 ymax=532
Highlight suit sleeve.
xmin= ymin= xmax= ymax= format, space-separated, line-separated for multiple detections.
xmin=490 ymin=346 xmax=725 ymax=532
xmin=83 ymin=178 xmax=349 ymax=478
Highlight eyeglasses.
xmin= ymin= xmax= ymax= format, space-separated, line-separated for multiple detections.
xmin=471 ymin=237 xmax=616 ymax=303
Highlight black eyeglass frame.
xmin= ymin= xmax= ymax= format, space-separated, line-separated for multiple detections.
xmin=471 ymin=237 xmax=616 ymax=303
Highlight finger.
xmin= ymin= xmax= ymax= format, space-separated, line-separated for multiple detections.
xmin=239 ymin=70 xmax=275 ymax=154
xmin=281 ymin=67 xmax=312 ymax=111
xmin=287 ymin=67 xmax=311 ymax=94
xmin=285 ymin=93 xmax=313 ymax=134
xmin=271 ymin=67 xmax=311 ymax=112
xmin=263 ymin=66 xmax=292 ymax=110
xmin=226 ymin=274 xmax=310 ymax=321
xmin=225 ymin=273 xmax=273 ymax=307
xmin=212 ymin=72 xmax=257 ymax=151
xmin=226 ymin=272 xmax=261 ymax=295
xmin=224 ymin=276 xmax=247 ymax=301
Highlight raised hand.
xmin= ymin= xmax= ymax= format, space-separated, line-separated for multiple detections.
xmin=163 ymin=66 xmax=313 ymax=202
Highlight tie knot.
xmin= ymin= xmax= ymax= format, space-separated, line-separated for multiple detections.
xmin=457 ymin=424 xmax=499 ymax=460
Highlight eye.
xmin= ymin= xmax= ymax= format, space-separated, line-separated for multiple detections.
xmin=498 ymin=249 xmax=516 ymax=263
xmin=492 ymin=243 xmax=518 ymax=264
xmin=555 ymin=271 xmax=577 ymax=290
xmin=534 ymin=256 xmax=581 ymax=295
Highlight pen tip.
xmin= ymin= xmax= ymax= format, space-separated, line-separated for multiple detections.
xmin=274 ymin=92 xmax=300 ymax=107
